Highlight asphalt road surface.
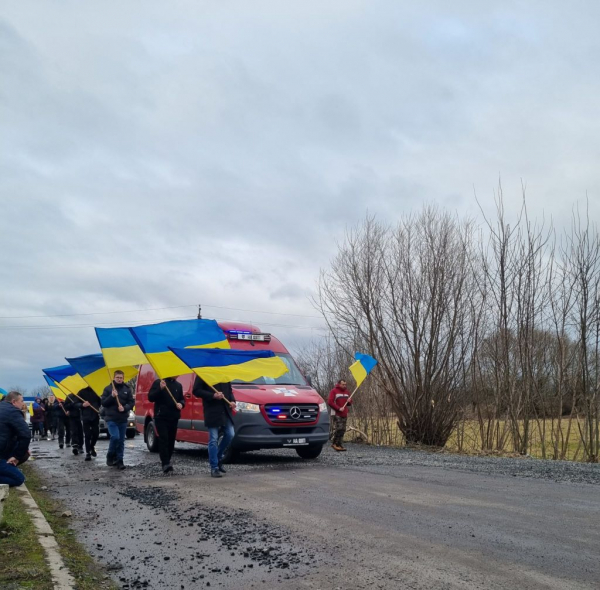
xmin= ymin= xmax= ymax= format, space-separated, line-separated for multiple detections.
xmin=30 ymin=435 xmax=600 ymax=590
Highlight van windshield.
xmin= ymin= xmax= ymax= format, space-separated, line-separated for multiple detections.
xmin=232 ymin=353 xmax=307 ymax=386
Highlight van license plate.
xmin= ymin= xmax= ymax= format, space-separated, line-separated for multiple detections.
xmin=284 ymin=438 xmax=308 ymax=446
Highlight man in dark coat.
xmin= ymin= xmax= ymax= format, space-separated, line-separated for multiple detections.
xmin=45 ymin=395 xmax=59 ymax=441
xmin=74 ymin=387 xmax=101 ymax=461
xmin=30 ymin=398 xmax=45 ymax=442
xmin=101 ymin=370 xmax=134 ymax=470
xmin=192 ymin=376 xmax=236 ymax=478
xmin=53 ymin=397 xmax=71 ymax=449
xmin=148 ymin=376 xmax=185 ymax=473
xmin=0 ymin=391 xmax=31 ymax=487
xmin=64 ymin=392 xmax=84 ymax=455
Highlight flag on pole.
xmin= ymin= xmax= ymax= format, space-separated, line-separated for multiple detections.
xmin=42 ymin=364 xmax=89 ymax=396
xmin=169 ymin=347 xmax=289 ymax=386
xmin=130 ymin=319 xmax=230 ymax=379
xmin=43 ymin=374 xmax=66 ymax=401
xmin=66 ymin=353 xmax=138 ymax=395
xmin=349 ymin=352 xmax=378 ymax=388
xmin=95 ymin=327 xmax=148 ymax=368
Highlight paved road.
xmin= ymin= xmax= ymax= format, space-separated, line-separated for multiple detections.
xmin=30 ymin=436 xmax=600 ymax=590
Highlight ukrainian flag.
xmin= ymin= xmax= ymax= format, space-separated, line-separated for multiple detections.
xmin=349 ymin=352 xmax=378 ymax=388
xmin=42 ymin=364 xmax=89 ymax=396
xmin=130 ymin=319 xmax=230 ymax=379
xmin=43 ymin=374 xmax=66 ymax=401
xmin=95 ymin=327 xmax=147 ymax=368
xmin=66 ymin=353 xmax=138 ymax=396
xmin=169 ymin=347 xmax=288 ymax=386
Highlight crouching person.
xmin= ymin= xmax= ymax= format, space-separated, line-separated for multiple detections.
xmin=0 ymin=391 xmax=32 ymax=487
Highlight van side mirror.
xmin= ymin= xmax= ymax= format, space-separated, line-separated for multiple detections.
xmin=306 ymin=375 xmax=313 ymax=387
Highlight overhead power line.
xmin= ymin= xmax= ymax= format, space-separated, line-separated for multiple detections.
xmin=0 ymin=302 xmax=322 ymax=321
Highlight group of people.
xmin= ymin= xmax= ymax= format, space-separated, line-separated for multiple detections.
xmin=1 ymin=374 xmax=353 ymax=488
xmin=147 ymin=374 xmax=236 ymax=478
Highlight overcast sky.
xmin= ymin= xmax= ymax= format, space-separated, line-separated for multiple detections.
xmin=1 ymin=1 xmax=599 ymax=391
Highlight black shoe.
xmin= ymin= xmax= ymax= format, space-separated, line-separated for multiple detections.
xmin=115 ymin=461 xmax=126 ymax=470
xmin=85 ymin=454 xmax=92 ymax=461
xmin=106 ymin=456 xmax=116 ymax=467
xmin=73 ymin=447 xmax=79 ymax=455
xmin=211 ymin=469 xmax=223 ymax=478
xmin=162 ymin=464 xmax=174 ymax=474
xmin=91 ymin=448 xmax=97 ymax=457
xmin=59 ymin=444 xmax=64 ymax=449
xmin=217 ymin=463 xmax=227 ymax=473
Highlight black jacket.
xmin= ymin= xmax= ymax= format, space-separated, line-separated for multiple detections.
xmin=148 ymin=378 xmax=185 ymax=421
xmin=64 ymin=394 xmax=82 ymax=419
xmin=192 ymin=376 xmax=235 ymax=428
xmin=74 ymin=387 xmax=101 ymax=422
xmin=101 ymin=381 xmax=134 ymax=423
xmin=0 ymin=400 xmax=31 ymax=462
xmin=51 ymin=400 xmax=68 ymax=422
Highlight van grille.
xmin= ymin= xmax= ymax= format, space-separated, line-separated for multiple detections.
xmin=264 ymin=403 xmax=319 ymax=423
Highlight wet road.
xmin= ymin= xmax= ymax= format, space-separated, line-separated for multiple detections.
xmin=30 ymin=435 xmax=600 ymax=590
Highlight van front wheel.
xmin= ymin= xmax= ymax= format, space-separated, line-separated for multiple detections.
xmin=296 ymin=445 xmax=323 ymax=459
xmin=145 ymin=421 xmax=159 ymax=453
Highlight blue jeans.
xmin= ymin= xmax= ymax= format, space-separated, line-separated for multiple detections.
xmin=0 ymin=459 xmax=25 ymax=487
xmin=207 ymin=422 xmax=235 ymax=470
xmin=107 ymin=421 xmax=127 ymax=463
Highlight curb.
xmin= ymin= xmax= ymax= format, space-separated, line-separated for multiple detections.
xmin=15 ymin=484 xmax=77 ymax=590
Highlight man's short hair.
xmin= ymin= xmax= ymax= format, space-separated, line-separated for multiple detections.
xmin=114 ymin=370 xmax=125 ymax=377
xmin=6 ymin=391 xmax=23 ymax=403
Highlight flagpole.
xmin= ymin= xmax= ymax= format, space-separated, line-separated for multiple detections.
xmin=207 ymin=382 xmax=234 ymax=408
xmin=340 ymin=386 xmax=359 ymax=412
xmin=53 ymin=381 xmax=100 ymax=414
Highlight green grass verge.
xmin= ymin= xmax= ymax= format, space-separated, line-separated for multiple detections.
xmin=0 ymin=486 xmax=53 ymax=590
xmin=11 ymin=465 xmax=118 ymax=590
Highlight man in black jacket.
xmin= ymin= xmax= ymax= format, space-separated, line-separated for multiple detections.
xmin=148 ymin=376 xmax=184 ymax=474
xmin=64 ymin=392 xmax=84 ymax=455
xmin=0 ymin=391 xmax=31 ymax=487
xmin=192 ymin=376 xmax=236 ymax=478
xmin=75 ymin=386 xmax=101 ymax=461
xmin=53 ymin=397 xmax=71 ymax=449
xmin=101 ymin=370 xmax=134 ymax=470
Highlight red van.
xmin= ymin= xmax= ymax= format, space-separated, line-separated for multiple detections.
xmin=134 ymin=322 xmax=330 ymax=461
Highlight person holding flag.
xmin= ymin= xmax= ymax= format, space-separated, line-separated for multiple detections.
xmin=328 ymin=380 xmax=352 ymax=452
xmin=192 ymin=376 xmax=236 ymax=478
xmin=53 ymin=396 xmax=71 ymax=449
xmin=64 ymin=392 xmax=84 ymax=455
xmin=148 ymin=376 xmax=185 ymax=474
xmin=101 ymin=370 xmax=134 ymax=469
xmin=75 ymin=386 xmax=101 ymax=461
xmin=329 ymin=353 xmax=378 ymax=452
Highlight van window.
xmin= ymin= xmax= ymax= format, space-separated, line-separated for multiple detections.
xmin=232 ymin=353 xmax=307 ymax=386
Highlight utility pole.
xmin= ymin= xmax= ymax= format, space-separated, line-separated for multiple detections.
xmin=197 ymin=304 xmax=202 ymax=319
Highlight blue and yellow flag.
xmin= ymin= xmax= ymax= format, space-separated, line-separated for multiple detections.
xmin=65 ymin=353 xmax=138 ymax=396
xmin=42 ymin=364 xmax=89 ymax=396
xmin=349 ymin=352 xmax=378 ymax=388
xmin=169 ymin=347 xmax=288 ymax=386
xmin=95 ymin=327 xmax=147 ymax=368
xmin=130 ymin=319 xmax=230 ymax=379
xmin=43 ymin=374 xmax=67 ymax=401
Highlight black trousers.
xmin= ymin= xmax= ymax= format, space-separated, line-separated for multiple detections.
xmin=155 ymin=417 xmax=178 ymax=467
xmin=57 ymin=417 xmax=71 ymax=445
xmin=69 ymin=417 xmax=83 ymax=449
xmin=82 ymin=419 xmax=99 ymax=455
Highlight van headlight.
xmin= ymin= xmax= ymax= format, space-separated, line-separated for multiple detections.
xmin=319 ymin=401 xmax=327 ymax=412
xmin=236 ymin=402 xmax=260 ymax=413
